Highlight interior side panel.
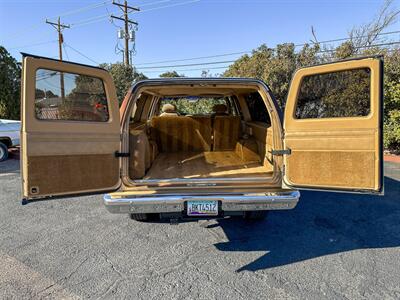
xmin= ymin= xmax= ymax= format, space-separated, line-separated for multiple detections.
xmin=285 ymin=130 xmax=376 ymax=189
xmin=286 ymin=151 xmax=375 ymax=189
xmin=26 ymin=154 xmax=118 ymax=196
xmin=245 ymin=122 xmax=274 ymax=171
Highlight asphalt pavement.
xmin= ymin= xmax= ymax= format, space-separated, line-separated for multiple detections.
xmin=0 ymin=159 xmax=399 ymax=299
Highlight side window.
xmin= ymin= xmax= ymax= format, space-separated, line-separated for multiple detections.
xmin=295 ymin=68 xmax=371 ymax=119
xmin=244 ymin=92 xmax=270 ymax=124
xmin=159 ymin=97 xmax=227 ymax=115
xmin=35 ymin=69 xmax=109 ymax=122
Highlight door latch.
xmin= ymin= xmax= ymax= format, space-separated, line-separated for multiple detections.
xmin=115 ymin=151 xmax=130 ymax=158
xmin=270 ymin=149 xmax=291 ymax=156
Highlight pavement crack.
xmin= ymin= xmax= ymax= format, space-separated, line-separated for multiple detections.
xmin=35 ymin=282 xmax=57 ymax=296
xmin=101 ymin=251 xmax=125 ymax=278
xmin=95 ymin=252 xmax=127 ymax=299
xmin=64 ymin=256 xmax=90 ymax=282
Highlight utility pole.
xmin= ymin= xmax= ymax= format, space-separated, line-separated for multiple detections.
xmin=46 ymin=17 xmax=70 ymax=61
xmin=111 ymin=1 xmax=139 ymax=66
xmin=46 ymin=17 xmax=70 ymax=99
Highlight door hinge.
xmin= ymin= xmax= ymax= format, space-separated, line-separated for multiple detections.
xmin=115 ymin=151 xmax=130 ymax=158
xmin=270 ymin=149 xmax=291 ymax=156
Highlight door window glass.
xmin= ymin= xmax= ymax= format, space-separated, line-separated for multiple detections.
xmin=295 ymin=68 xmax=371 ymax=119
xmin=35 ymin=69 xmax=109 ymax=121
xmin=244 ymin=92 xmax=270 ymax=124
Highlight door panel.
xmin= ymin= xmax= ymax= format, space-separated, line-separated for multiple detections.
xmin=22 ymin=55 xmax=121 ymax=199
xmin=283 ymin=57 xmax=383 ymax=193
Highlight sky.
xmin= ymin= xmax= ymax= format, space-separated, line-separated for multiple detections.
xmin=1 ymin=0 xmax=400 ymax=78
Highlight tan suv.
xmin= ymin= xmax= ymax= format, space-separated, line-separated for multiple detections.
xmin=20 ymin=54 xmax=384 ymax=221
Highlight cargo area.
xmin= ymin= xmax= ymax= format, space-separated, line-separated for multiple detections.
xmin=127 ymin=85 xmax=275 ymax=182
xmin=144 ymin=151 xmax=273 ymax=179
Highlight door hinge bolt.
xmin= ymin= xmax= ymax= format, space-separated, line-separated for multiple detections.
xmin=270 ymin=149 xmax=291 ymax=156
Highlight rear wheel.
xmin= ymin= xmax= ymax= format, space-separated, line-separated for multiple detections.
xmin=129 ymin=213 xmax=160 ymax=222
xmin=0 ymin=142 xmax=8 ymax=162
xmin=130 ymin=213 xmax=148 ymax=221
xmin=243 ymin=210 xmax=268 ymax=221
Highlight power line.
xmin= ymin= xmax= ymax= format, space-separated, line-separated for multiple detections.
xmin=71 ymin=13 xmax=112 ymax=27
xmin=135 ymin=29 xmax=400 ymax=66
xmin=69 ymin=0 xmax=201 ymax=29
xmin=139 ymin=0 xmax=200 ymax=12
xmin=138 ymin=65 xmax=231 ymax=74
xmin=140 ymin=0 xmax=171 ymax=7
xmin=138 ymin=60 xmax=236 ymax=69
xmin=1 ymin=24 xmax=44 ymax=42
xmin=318 ymin=40 xmax=400 ymax=53
xmin=64 ymin=43 xmax=100 ymax=65
xmin=8 ymin=40 xmax=57 ymax=50
xmin=136 ymin=51 xmax=249 ymax=66
xmin=136 ymin=40 xmax=400 ymax=71
xmin=48 ymin=0 xmax=112 ymax=19
xmin=3 ymin=1 xmax=111 ymax=41
xmin=62 ymin=44 xmax=70 ymax=60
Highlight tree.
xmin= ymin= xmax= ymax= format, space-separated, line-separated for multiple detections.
xmin=99 ymin=63 xmax=147 ymax=105
xmin=223 ymin=43 xmax=320 ymax=108
xmin=223 ymin=0 xmax=400 ymax=151
xmin=0 ymin=46 xmax=21 ymax=120
xmin=159 ymin=71 xmax=185 ymax=78
xmin=384 ymin=79 xmax=400 ymax=151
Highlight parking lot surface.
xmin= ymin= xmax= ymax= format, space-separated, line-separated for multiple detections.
xmin=0 ymin=159 xmax=399 ymax=299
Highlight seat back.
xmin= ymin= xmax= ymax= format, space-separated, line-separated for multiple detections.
xmin=151 ymin=116 xmax=212 ymax=152
xmin=213 ymin=116 xmax=241 ymax=150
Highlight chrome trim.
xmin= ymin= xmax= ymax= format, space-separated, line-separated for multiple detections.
xmin=133 ymin=176 xmax=274 ymax=185
xmin=103 ymin=191 xmax=300 ymax=214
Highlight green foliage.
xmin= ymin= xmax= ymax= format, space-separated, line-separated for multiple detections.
xmin=224 ymin=43 xmax=320 ymax=108
xmin=0 ymin=46 xmax=21 ymax=120
xmin=223 ymin=42 xmax=400 ymax=151
xmin=384 ymin=81 xmax=400 ymax=151
xmin=99 ymin=63 xmax=147 ymax=105
xmin=160 ymin=97 xmax=225 ymax=115
xmin=159 ymin=71 xmax=185 ymax=78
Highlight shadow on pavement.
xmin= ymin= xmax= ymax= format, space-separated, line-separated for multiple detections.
xmin=214 ymin=176 xmax=400 ymax=272
xmin=0 ymin=159 xmax=20 ymax=174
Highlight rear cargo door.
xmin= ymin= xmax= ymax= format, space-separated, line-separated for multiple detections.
xmin=283 ymin=57 xmax=383 ymax=194
xmin=21 ymin=55 xmax=121 ymax=200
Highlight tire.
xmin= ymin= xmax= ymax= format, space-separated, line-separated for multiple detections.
xmin=129 ymin=213 xmax=160 ymax=221
xmin=0 ymin=142 xmax=8 ymax=162
xmin=243 ymin=210 xmax=268 ymax=221
xmin=130 ymin=213 xmax=148 ymax=221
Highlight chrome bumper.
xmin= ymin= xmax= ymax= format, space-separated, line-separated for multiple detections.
xmin=103 ymin=191 xmax=300 ymax=214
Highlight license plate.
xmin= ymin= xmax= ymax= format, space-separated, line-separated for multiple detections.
xmin=187 ymin=201 xmax=218 ymax=216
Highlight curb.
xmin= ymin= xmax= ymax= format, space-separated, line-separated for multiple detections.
xmin=384 ymin=155 xmax=400 ymax=163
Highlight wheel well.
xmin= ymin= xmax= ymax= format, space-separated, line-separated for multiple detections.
xmin=0 ymin=137 xmax=12 ymax=148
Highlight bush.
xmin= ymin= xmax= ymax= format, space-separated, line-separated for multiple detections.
xmin=384 ymin=81 xmax=400 ymax=152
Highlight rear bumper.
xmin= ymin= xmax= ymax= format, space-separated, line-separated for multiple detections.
xmin=103 ymin=191 xmax=300 ymax=214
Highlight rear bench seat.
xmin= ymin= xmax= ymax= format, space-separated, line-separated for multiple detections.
xmin=151 ymin=116 xmax=212 ymax=152
xmin=151 ymin=115 xmax=241 ymax=152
